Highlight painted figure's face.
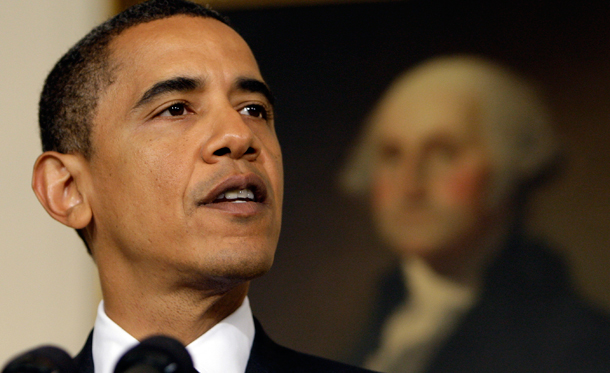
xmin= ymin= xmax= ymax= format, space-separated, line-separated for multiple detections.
xmin=370 ymin=84 xmax=493 ymax=263
xmin=84 ymin=16 xmax=283 ymax=284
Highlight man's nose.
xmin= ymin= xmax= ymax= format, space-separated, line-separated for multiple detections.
xmin=200 ymin=105 xmax=261 ymax=163
xmin=399 ymin=157 xmax=426 ymax=198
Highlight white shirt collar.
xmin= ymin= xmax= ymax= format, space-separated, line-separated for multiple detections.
xmin=92 ymin=297 xmax=255 ymax=373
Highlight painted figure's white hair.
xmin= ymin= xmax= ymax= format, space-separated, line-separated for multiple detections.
xmin=339 ymin=54 xmax=560 ymax=203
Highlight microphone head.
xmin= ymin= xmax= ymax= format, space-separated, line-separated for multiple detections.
xmin=114 ymin=336 xmax=194 ymax=373
xmin=2 ymin=346 xmax=75 ymax=373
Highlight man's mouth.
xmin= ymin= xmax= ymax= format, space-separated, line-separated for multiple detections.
xmin=198 ymin=173 xmax=268 ymax=207
xmin=213 ymin=188 xmax=256 ymax=203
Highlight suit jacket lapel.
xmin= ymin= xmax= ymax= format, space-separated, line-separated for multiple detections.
xmin=245 ymin=318 xmax=276 ymax=373
xmin=74 ymin=331 xmax=94 ymax=373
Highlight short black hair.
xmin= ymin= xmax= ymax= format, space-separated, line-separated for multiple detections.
xmin=38 ymin=0 xmax=229 ymax=159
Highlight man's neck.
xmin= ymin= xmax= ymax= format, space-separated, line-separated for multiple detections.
xmin=99 ymin=270 xmax=249 ymax=346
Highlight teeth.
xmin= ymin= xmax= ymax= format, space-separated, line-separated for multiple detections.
xmin=217 ymin=188 xmax=255 ymax=202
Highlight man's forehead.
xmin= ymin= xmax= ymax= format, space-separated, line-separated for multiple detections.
xmin=114 ymin=15 xmax=217 ymax=40
xmin=374 ymin=86 xmax=482 ymax=140
xmin=107 ymin=15 xmax=257 ymax=75
xmin=101 ymin=15 xmax=262 ymax=104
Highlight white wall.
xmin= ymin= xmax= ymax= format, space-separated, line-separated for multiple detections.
xmin=0 ymin=0 xmax=112 ymax=365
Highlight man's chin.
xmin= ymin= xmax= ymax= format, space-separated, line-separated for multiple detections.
xmin=216 ymin=259 xmax=274 ymax=282
xmin=177 ymin=267 xmax=270 ymax=294
xmin=389 ymin=226 xmax=442 ymax=252
xmin=209 ymin=253 xmax=275 ymax=283
xmin=172 ymin=249 xmax=275 ymax=291
xmin=395 ymin=243 xmax=442 ymax=259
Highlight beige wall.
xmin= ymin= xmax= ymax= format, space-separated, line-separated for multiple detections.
xmin=0 ymin=0 xmax=111 ymax=364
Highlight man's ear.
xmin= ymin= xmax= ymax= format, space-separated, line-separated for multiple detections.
xmin=32 ymin=151 xmax=92 ymax=229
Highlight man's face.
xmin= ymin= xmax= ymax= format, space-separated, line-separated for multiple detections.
xmin=83 ymin=16 xmax=283 ymax=284
xmin=369 ymin=83 xmax=493 ymax=262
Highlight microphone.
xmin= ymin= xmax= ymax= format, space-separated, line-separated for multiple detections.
xmin=2 ymin=346 xmax=76 ymax=373
xmin=114 ymin=336 xmax=196 ymax=373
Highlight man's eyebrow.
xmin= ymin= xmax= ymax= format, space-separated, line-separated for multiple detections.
xmin=235 ymin=77 xmax=275 ymax=106
xmin=133 ymin=76 xmax=204 ymax=110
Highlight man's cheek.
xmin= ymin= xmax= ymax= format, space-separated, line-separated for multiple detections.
xmin=439 ymin=164 xmax=490 ymax=208
xmin=371 ymin=175 xmax=397 ymax=213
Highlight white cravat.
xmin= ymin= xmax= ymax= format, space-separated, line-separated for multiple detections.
xmin=365 ymin=258 xmax=478 ymax=373
xmin=92 ymin=297 xmax=255 ymax=373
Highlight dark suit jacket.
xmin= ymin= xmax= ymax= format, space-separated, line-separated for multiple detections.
xmin=74 ymin=318 xmax=374 ymax=373
xmin=350 ymin=233 xmax=610 ymax=373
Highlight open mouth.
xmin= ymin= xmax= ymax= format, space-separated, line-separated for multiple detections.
xmin=213 ymin=188 xmax=257 ymax=203
xmin=199 ymin=174 xmax=268 ymax=206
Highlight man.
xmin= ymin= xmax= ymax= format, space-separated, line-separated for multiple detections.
xmin=31 ymin=1 xmax=373 ymax=372
xmin=340 ymin=55 xmax=610 ymax=373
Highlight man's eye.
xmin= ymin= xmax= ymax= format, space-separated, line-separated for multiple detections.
xmin=378 ymin=143 xmax=401 ymax=162
xmin=159 ymin=103 xmax=188 ymax=117
xmin=239 ymin=104 xmax=268 ymax=120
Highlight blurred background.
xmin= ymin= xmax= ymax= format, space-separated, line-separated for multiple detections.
xmin=2 ymin=0 xmax=609 ymax=365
